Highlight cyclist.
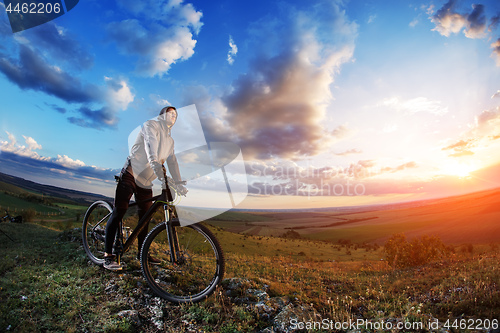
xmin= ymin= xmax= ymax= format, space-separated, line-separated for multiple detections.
xmin=104 ymin=106 xmax=185 ymax=271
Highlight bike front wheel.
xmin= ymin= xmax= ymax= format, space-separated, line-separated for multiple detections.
xmin=82 ymin=200 xmax=113 ymax=265
xmin=141 ymin=220 xmax=225 ymax=303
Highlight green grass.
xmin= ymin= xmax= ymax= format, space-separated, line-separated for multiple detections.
xmin=0 ymin=222 xmax=498 ymax=332
xmin=0 ymin=192 xmax=60 ymax=214
xmin=305 ymin=220 xmax=435 ymax=244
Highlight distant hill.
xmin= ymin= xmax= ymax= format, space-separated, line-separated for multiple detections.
xmin=0 ymin=172 xmax=111 ymax=204
xmin=211 ymin=187 xmax=500 ymax=244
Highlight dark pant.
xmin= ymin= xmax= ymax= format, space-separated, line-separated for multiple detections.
xmin=105 ymin=171 xmax=153 ymax=255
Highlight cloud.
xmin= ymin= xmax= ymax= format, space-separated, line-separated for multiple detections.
xmin=23 ymin=135 xmax=42 ymax=151
xmin=335 ymin=148 xmax=362 ymax=156
xmin=106 ymin=0 xmax=203 ymax=77
xmin=0 ymin=131 xmax=48 ymax=161
xmin=68 ymin=106 xmax=119 ymax=129
xmin=0 ymin=19 xmax=134 ymax=129
xmin=442 ymin=139 xmax=472 ymax=151
xmin=19 ymin=22 xmax=93 ymax=70
xmin=104 ymin=77 xmax=135 ymax=111
xmin=331 ymin=124 xmax=354 ymax=140
xmin=220 ymin=1 xmax=357 ymax=160
xmin=492 ymin=39 xmax=500 ymax=66
xmin=55 ymin=154 xmax=85 ymax=168
xmin=430 ymin=0 xmax=488 ymax=38
xmin=464 ymin=4 xmax=488 ymax=39
xmin=245 ymin=159 xmax=420 ymax=197
xmin=430 ymin=1 xmax=500 ymax=65
xmin=0 ymin=44 xmax=100 ymax=103
xmin=45 ymin=103 xmax=67 ymax=114
xmin=431 ymin=0 xmax=467 ymax=37
xmin=0 ymin=131 xmax=118 ymax=186
xmin=441 ymin=139 xmax=476 ymax=157
xmin=475 ymin=106 xmax=500 ymax=128
xmin=227 ymin=35 xmax=238 ymax=65
xmin=381 ymin=96 xmax=448 ymax=115
xmin=65 ymin=77 xmax=134 ymax=129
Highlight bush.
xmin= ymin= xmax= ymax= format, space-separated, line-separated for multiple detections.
xmin=281 ymin=230 xmax=301 ymax=239
xmin=384 ymin=233 xmax=449 ymax=268
xmin=21 ymin=208 xmax=36 ymax=222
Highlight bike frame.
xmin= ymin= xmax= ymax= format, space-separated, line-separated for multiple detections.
xmin=113 ymin=188 xmax=180 ymax=265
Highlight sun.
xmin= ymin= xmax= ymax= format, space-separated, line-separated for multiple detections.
xmin=440 ymin=162 xmax=476 ymax=178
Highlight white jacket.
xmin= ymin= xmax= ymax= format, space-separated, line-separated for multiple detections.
xmin=126 ymin=111 xmax=181 ymax=188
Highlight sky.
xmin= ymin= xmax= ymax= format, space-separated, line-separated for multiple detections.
xmin=1 ymin=0 xmax=500 ymax=210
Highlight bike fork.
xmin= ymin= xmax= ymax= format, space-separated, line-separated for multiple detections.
xmin=164 ymin=205 xmax=180 ymax=263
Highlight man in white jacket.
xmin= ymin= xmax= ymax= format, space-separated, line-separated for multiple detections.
xmin=104 ymin=106 xmax=183 ymax=271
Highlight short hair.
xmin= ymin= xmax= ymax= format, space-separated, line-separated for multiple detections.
xmin=159 ymin=106 xmax=176 ymax=115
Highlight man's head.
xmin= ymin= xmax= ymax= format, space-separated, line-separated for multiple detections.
xmin=159 ymin=106 xmax=176 ymax=115
xmin=159 ymin=106 xmax=177 ymax=127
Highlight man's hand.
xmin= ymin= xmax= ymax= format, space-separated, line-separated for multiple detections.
xmin=166 ymin=177 xmax=188 ymax=196
xmin=177 ymin=185 xmax=188 ymax=196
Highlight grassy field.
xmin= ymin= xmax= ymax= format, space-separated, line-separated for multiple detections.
xmin=0 ymin=181 xmax=88 ymax=225
xmin=210 ymin=187 xmax=500 ymax=245
xmin=0 ymin=222 xmax=498 ymax=332
xmin=1 ymin=183 xmax=499 ymax=331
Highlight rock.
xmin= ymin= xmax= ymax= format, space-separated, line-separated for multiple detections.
xmin=105 ymin=284 xmax=118 ymax=293
xmin=117 ymin=310 xmax=141 ymax=326
xmin=271 ymin=304 xmax=322 ymax=333
xmin=147 ymin=297 xmax=164 ymax=330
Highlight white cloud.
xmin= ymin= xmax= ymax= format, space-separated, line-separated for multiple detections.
xmin=22 ymin=135 xmax=42 ymax=150
xmin=107 ymin=0 xmax=203 ymax=77
xmin=382 ymin=124 xmax=398 ymax=133
xmin=55 ymin=154 xmax=85 ymax=168
xmin=227 ymin=35 xmax=238 ymax=65
xmin=381 ymin=96 xmax=448 ymax=115
xmin=104 ymin=77 xmax=135 ymax=111
xmin=0 ymin=131 xmax=46 ymax=160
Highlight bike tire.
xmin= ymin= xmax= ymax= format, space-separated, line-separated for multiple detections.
xmin=82 ymin=200 xmax=113 ymax=265
xmin=141 ymin=220 xmax=225 ymax=303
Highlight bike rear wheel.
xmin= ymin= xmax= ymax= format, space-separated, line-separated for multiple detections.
xmin=82 ymin=201 xmax=113 ymax=265
xmin=141 ymin=220 xmax=225 ymax=303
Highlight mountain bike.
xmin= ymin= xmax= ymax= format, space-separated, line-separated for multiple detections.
xmin=81 ymin=175 xmax=225 ymax=303
xmin=3 ymin=210 xmax=23 ymax=223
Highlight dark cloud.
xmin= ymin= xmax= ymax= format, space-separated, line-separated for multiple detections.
xmin=0 ymin=150 xmax=118 ymax=184
xmin=466 ymin=4 xmax=487 ymax=38
xmin=44 ymin=103 xmax=67 ymax=114
xmin=0 ymin=16 xmax=129 ymax=130
xmin=221 ymin=2 xmax=357 ymax=160
xmin=431 ymin=1 xmax=500 ymax=65
xmin=0 ymin=45 xmax=100 ymax=103
xmin=68 ymin=106 xmax=118 ymax=130
xmin=489 ymin=14 xmax=500 ymax=31
xmin=22 ymin=22 xmax=94 ymax=70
